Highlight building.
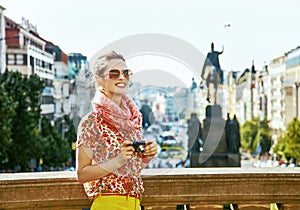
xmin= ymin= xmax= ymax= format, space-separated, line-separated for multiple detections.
xmin=2 ymin=12 xmax=91 ymax=124
xmin=235 ymin=64 xmax=257 ymax=124
xmin=256 ymin=65 xmax=269 ymax=121
xmin=68 ymin=53 xmax=91 ymax=129
xmin=5 ymin=16 xmax=55 ymax=119
xmin=46 ymin=42 xmax=71 ymax=120
xmin=227 ymin=71 xmax=237 ymax=118
xmin=285 ymin=46 xmax=300 ymax=124
xmin=267 ymin=56 xmax=286 ymax=131
xmin=68 ymin=53 xmax=87 ymax=79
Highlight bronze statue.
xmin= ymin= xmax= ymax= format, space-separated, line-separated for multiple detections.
xmin=225 ymin=114 xmax=241 ymax=153
xmin=187 ymin=113 xmax=202 ymax=154
xmin=201 ymin=42 xmax=224 ymax=104
xmin=190 ymin=77 xmax=197 ymax=91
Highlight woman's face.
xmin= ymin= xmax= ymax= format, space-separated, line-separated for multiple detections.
xmin=99 ymin=59 xmax=130 ymax=99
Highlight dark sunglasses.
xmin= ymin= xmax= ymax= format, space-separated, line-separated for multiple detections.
xmin=100 ymin=69 xmax=133 ymax=80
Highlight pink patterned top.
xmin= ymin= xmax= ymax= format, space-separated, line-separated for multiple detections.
xmin=76 ymin=112 xmax=144 ymax=200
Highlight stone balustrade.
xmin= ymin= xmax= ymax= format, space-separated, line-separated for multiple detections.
xmin=1 ymin=168 xmax=300 ymax=210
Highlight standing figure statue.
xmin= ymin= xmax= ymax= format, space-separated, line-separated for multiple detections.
xmin=225 ymin=114 xmax=241 ymax=153
xmin=140 ymin=103 xmax=154 ymax=130
xmin=201 ymin=42 xmax=224 ymax=104
xmin=187 ymin=113 xmax=202 ymax=155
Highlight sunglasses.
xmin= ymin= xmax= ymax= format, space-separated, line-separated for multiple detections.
xmin=100 ymin=69 xmax=133 ymax=80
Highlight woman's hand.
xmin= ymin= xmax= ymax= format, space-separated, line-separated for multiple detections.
xmin=118 ymin=140 xmax=135 ymax=162
xmin=143 ymin=141 xmax=158 ymax=160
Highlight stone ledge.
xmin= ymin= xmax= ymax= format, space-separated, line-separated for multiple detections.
xmin=0 ymin=168 xmax=300 ymax=209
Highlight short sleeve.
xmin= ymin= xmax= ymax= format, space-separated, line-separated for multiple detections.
xmin=76 ymin=112 xmax=102 ymax=159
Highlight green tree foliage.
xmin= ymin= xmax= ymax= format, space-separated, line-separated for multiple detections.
xmin=240 ymin=118 xmax=257 ymax=153
xmin=240 ymin=117 xmax=272 ymax=155
xmin=0 ymin=71 xmax=44 ymax=171
xmin=0 ymin=71 xmax=74 ymax=171
xmin=0 ymin=83 xmax=17 ymax=168
xmin=63 ymin=115 xmax=77 ymax=166
xmin=63 ymin=115 xmax=77 ymax=143
xmin=274 ymin=118 xmax=300 ymax=162
xmin=37 ymin=117 xmax=71 ymax=170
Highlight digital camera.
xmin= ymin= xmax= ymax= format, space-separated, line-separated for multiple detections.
xmin=131 ymin=141 xmax=146 ymax=153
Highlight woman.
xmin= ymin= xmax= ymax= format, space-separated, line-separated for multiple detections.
xmin=76 ymin=51 xmax=158 ymax=210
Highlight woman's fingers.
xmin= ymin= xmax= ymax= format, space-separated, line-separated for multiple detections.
xmin=144 ymin=141 xmax=158 ymax=156
xmin=119 ymin=140 xmax=158 ymax=161
xmin=119 ymin=141 xmax=134 ymax=160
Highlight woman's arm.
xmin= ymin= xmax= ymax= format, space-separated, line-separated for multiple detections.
xmin=76 ymin=141 xmax=134 ymax=184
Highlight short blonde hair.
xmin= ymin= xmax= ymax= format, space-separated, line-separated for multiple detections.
xmin=94 ymin=51 xmax=125 ymax=77
xmin=89 ymin=51 xmax=125 ymax=88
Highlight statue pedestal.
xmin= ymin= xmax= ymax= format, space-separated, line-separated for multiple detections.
xmin=190 ymin=105 xmax=241 ymax=168
xmin=190 ymin=152 xmax=241 ymax=167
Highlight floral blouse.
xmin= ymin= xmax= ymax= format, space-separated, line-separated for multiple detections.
xmin=76 ymin=112 xmax=144 ymax=200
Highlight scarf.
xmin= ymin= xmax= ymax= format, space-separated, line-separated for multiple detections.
xmin=92 ymin=90 xmax=143 ymax=141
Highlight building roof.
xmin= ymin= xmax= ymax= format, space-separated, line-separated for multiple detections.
xmin=285 ymin=45 xmax=300 ymax=55
xmin=0 ymin=5 xmax=6 ymax=11
xmin=5 ymin=16 xmax=20 ymax=30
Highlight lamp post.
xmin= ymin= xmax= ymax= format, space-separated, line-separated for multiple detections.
xmin=295 ymin=82 xmax=300 ymax=119
xmin=250 ymin=63 xmax=256 ymax=119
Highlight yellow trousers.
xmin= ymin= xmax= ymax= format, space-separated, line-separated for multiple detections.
xmin=91 ymin=195 xmax=141 ymax=210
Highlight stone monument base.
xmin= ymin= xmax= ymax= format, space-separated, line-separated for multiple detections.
xmin=190 ymin=152 xmax=241 ymax=167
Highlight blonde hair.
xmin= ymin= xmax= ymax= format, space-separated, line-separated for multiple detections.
xmin=89 ymin=51 xmax=125 ymax=88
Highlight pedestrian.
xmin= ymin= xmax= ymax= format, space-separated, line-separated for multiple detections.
xmin=76 ymin=51 xmax=158 ymax=210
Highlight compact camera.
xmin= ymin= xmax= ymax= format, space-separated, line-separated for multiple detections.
xmin=131 ymin=141 xmax=146 ymax=153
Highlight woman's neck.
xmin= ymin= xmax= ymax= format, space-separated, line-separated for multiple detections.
xmin=106 ymin=92 xmax=122 ymax=106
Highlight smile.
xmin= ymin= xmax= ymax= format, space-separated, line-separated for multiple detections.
xmin=115 ymin=82 xmax=126 ymax=88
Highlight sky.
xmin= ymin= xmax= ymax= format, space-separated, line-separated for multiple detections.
xmin=1 ymin=0 xmax=300 ymax=87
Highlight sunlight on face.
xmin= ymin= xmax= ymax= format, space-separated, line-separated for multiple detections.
xmin=100 ymin=59 xmax=130 ymax=99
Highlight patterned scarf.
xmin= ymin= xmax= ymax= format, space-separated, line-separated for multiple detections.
xmin=92 ymin=90 xmax=143 ymax=141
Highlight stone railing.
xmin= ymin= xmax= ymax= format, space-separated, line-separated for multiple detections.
xmin=1 ymin=168 xmax=300 ymax=210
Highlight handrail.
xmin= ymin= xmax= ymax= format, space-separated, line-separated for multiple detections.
xmin=0 ymin=168 xmax=300 ymax=210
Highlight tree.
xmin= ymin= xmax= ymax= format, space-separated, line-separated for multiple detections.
xmin=274 ymin=118 xmax=300 ymax=162
xmin=240 ymin=117 xmax=272 ymax=155
xmin=0 ymin=71 xmax=44 ymax=171
xmin=0 ymin=71 xmax=74 ymax=171
xmin=63 ymin=115 xmax=77 ymax=167
xmin=37 ymin=117 xmax=71 ymax=170
xmin=240 ymin=118 xmax=257 ymax=153
xmin=0 ymin=83 xmax=17 ymax=169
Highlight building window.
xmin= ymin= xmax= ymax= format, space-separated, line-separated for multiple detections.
xmin=30 ymin=56 xmax=34 ymax=67
xmin=7 ymin=54 xmax=15 ymax=65
xmin=23 ymin=55 xmax=27 ymax=65
xmin=45 ymin=62 xmax=49 ymax=69
xmin=36 ymin=59 xmax=40 ymax=66
xmin=16 ymin=54 xmax=23 ymax=65
xmin=286 ymin=56 xmax=300 ymax=67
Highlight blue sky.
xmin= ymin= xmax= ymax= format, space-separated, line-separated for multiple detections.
xmin=1 ymin=0 xmax=300 ymax=87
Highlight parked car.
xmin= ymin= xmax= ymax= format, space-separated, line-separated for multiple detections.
xmin=160 ymin=131 xmax=177 ymax=146
xmin=161 ymin=146 xmax=187 ymax=159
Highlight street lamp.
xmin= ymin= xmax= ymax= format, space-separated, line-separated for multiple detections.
xmin=295 ymin=82 xmax=300 ymax=119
